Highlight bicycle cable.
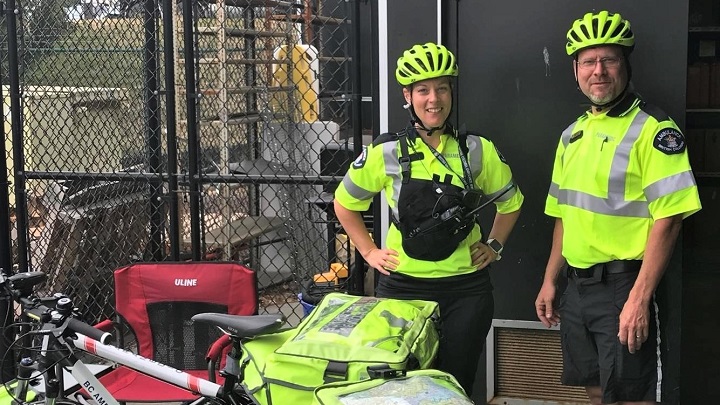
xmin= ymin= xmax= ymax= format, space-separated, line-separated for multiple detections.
xmin=2 ymin=321 xmax=81 ymax=404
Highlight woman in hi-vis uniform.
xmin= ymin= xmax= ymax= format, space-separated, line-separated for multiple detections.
xmin=333 ymin=42 xmax=524 ymax=395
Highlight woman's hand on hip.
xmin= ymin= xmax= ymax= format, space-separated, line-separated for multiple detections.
xmin=471 ymin=241 xmax=496 ymax=270
xmin=363 ymin=247 xmax=400 ymax=275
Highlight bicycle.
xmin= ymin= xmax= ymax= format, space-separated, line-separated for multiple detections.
xmin=2 ymin=270 xmax=476 ymax=405
xmin=0 ymin=270 xmax=286 ymax=405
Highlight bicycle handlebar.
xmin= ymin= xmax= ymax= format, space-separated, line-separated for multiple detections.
xmin=67 ymin=317 xmax=113 ymax=345
xmin=2 ymin=270 xmax=114 ymax=344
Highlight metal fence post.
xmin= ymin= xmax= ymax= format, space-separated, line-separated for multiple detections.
xmin=6 ymin=0 xmax=27 ymax=273
xmin=181 ymin=0 xmax=202 ymax=261
xmin=0 ymin=0 xmax=16 ymax=384
xmin=162 ymin=0 xmax=180 ymax=261
xmin=142 ymin=0 xmax=165 ymax=261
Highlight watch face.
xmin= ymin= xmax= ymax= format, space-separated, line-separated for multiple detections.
xmin=488 ymin=239 xmax=503 ymax=253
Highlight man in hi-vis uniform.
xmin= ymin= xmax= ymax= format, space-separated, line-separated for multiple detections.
xmin=535 ymin=11 xmax=701 ymax=405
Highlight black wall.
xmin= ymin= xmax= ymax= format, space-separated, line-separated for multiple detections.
xmin=385 ymin=0 xmax=439 ymax=131
xmin=386 ymin=1 xmax=689 ymax=403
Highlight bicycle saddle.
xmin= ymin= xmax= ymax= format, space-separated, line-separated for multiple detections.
xmin=192 ymin=313 xmax=286 ymax=338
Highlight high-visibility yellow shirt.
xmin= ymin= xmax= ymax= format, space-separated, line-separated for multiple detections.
xmin=545 ymin=94 xmax=701 ymax=268
xmin=335 ymin=130 xmax=524 ymax=278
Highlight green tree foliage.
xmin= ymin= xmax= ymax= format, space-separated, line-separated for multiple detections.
xmin=24 ymin=16 xmax=149 ymax=88
xmin=20 ymin=0 xmax=72 ymax=79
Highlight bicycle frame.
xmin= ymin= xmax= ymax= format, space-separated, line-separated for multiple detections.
xmin=0 ymin=271 xmax=231 ymax=405
xmin=2 ymin=271 xmax=289 ymax=405
xmin=67 ymin=333 xmax=223 ymax=405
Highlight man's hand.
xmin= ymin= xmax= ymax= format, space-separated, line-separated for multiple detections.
xmin=535 ymin=281 xmax=560 ymax=328
xmin=363 ymin=247 xmax=400 ymax=276
xmin=618 ymin=300 xmax=649 ymax=354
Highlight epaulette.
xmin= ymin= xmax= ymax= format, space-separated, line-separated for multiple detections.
xmin=455 ymin=126 xmax=486 ymax=156
xmin=638 ymin=101 xmax=670 ymax=123
xmin=372 ymin=132 xmax=399 ymax=146
xmin=460 ymin=131 xmax=489 ymax=142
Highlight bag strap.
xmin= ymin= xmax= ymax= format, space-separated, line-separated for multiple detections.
xmin=456 ymin=124 xmax=469 ymax=156
xmin=398 ymin=130 xmax=412 ymax=184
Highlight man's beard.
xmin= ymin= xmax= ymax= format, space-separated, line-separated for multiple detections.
xmin=588 ymin=92 xmax=615 ymax=105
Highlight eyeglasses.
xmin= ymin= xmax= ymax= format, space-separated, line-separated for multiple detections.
xmin=576 ymin=57 xmax=622 ymax=70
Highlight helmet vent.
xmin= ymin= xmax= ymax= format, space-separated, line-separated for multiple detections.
xmin=424 ymin=54 xmax=434 ymax=71
xmin=611 ymin=25 xmax=625 ymax=39
xmin=580 ymin=24 xmax=591 ymax=40
xmin=405 ymin=64 xmax=420 ymax=75
xmin=598 ymin=19 xmax=611 ymax=37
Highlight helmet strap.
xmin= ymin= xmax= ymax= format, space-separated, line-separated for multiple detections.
xmin=589 ymin=85 xmax=629 ymax=111
xmin=402 ymin=99 xmax=453 ymax=138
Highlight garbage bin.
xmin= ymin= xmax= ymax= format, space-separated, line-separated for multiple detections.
xmin=298 ymin=293 xmax=316 ymax=317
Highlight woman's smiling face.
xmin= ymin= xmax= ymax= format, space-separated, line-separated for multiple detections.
xmin=403 ymin=76 xmax=452 ymax=130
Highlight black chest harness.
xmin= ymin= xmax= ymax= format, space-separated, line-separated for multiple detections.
xmin=388 ymin=128 xmax=484 ymax=261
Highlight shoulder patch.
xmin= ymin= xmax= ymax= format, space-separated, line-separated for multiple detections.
xmin=653 ymin=128 xmax=685 ymax=155
xmin=352 ymin=145 xmax=369 ymax=168
xmin=371 ymin=132 xmax=398 ymax=146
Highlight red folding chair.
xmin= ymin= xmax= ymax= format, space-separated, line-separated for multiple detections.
xmin=90 ymin=261 xmax=257 ymax=403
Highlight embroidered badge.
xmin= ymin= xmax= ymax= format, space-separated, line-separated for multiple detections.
xmin=569 ymin=130 xmax=583 ymax=143
xmin=653 ymin=128 xmax=686 ymax=155
xmin=494 ymin=146 xmax=508 ymax=164
xmin=352 ymin=145 xmax=368 ymax=168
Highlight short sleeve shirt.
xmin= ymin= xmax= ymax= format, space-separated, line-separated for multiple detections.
xmin=545 ymin=94 xmax=701 ymax=268
xmin=336 ymin=131 xmax=524 ymax=278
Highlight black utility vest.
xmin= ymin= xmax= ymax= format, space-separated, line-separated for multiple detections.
xmin=382 ymin=129 xmax=477 ymax=261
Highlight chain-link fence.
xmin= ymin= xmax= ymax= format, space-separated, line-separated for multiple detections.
xmin=2 ymin=0 xmax=371 ymax=329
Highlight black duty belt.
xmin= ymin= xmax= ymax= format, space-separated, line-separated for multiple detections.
xmin=567 ymin=260 xmax=642 ymax=279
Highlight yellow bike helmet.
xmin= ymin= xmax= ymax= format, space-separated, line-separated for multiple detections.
xmin=395 ymin=43 xmax=458 ymax=86
xmin=566 ymin=11 xmax=634 ymax=56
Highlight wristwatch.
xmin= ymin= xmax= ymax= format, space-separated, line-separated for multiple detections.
xmin=486 ymin=238 xmax=504 ymax=261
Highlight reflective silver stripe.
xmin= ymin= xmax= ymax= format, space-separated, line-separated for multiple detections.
xmin=557 ymin=111 xmax=656 ymax=218
xmin=382 ymin=141 xmax=402 ymax=219
xmin=558 ymin=189 xmax=650 ymax=217
xmin=466 ymin=135 xmax=483 ymax=180
xmin=608 ymin=111 xmax=649 ymax=196
xmin=379 ymin=311 xmax=410 ymax=329
xmin=341 ymin=176 xmax=375 ymax=201
xmin=487 ymin=180 xmax=517 ymax=202
xmin=653 ymin=294 xmax=662 ymax=402
xmin=644 ymin=170 xmax=697 ymax=202
xmin=560 ymin=121 xmax=577 ymax=148
xmin=559 ymin=121 xmax=578 ymax=166
xmin=548 ymin=181 xmax=559 ymax=198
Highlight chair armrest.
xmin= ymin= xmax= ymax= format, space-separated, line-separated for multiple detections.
xmin=206 ymin=335 xmax=232 ymax=383
xmin=93 ymin=319 xmax=114 ymax=332
xmin=206 ymin=334 xmax=232 ymax=362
